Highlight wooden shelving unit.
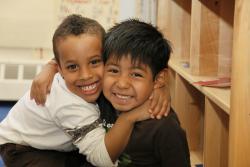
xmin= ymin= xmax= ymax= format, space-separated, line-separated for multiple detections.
xmin=157 ymin=0 xmax=250 ymax=167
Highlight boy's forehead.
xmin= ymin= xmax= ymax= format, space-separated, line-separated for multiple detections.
xmin=57 ymin=34 xmax=102 ymax=59
xmin=106 ymin=54 xmax=147 ymax=68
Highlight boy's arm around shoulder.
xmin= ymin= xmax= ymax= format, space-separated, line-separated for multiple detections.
xmin=47 ymin=82 xmax=116 ymax=167
xmin=53 ymin=103 xmax=117 ymax=167
xmin=104 ymin=107 xmax=151 ymax=163
xmin=68 ymin=105 xmax=150 ymax=167
xmin=50 ymin=90 xmax=149 ymax=166
xmin=30 ymin=59 xmax=58 ymax=105
xmin=50 ymin=75 xmax=150 ymax=167
xmin=155 ymin=110 xmax=191 ymax=167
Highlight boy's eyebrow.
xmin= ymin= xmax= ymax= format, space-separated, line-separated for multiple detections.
xmin=105 ymin=61 xmax=118 ymax=66
xmin=90 ymin=55 xmax=102 ymax=59
xmin=131 ymin=64 xmax=147 ymax=71
xmin=62 ymin=55 xmax=102 ymax=63
xmin=63 ymin=60 xmax=76 ymax=64
xmin=105 ymin=61 xmax=147 ymax=71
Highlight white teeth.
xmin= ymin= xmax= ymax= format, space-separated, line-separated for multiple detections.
xmin=81 ymin=83 xmax=97 ymax=91
xmin=116 ymin=94 xmax=131 ymax=99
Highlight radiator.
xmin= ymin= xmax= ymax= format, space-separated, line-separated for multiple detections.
xmin=0 ymin=60 xmax=45 ymax=100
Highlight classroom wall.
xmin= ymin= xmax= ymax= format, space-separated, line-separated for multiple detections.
xmin=0 ymin=0 xmax=157 ymax=100
xmin=0 ymin=0 xmax=57 ymax=49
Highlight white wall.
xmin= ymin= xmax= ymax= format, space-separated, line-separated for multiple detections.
xmin=0 ymin=0 xmax=157 ymax=100
xmin=0 ymin=0 xmax=156 ymax=51
xmin=0 ymin=0 xmax=57 ymax=49
xmin=119 ymin=0 xmax=136 ymax=21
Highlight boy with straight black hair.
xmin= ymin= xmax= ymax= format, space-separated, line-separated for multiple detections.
xmin=102 ymin=19 xmax=191 ymax=167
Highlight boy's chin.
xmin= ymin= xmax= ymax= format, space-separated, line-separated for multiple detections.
xmin=81 ymin=92 xmax=101 ymax=103
xmin=111 ymin=103 xmax=133 ymax=113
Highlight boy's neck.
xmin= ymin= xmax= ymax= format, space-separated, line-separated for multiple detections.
xmin=117 ymin=99 xmax=151 ymax=116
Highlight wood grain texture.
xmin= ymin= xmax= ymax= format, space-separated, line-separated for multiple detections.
xmin=190 ymin=0 xmax=233 ymax=76
xmin=229 ymin=0 xmax=250 ymax=166
xmin=157 ymin=0 xmax=191 ymax=62
xmin=204 ymin=98 xmax=229 ymax=167
xmin=174 ymin=74 xmax=204 ymax=151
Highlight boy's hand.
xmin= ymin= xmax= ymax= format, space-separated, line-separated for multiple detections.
xmin=30 ymin=59 xmax=58 ymax=105
xmin=121 ymin=100 xmax=152 ymax=123
xmin=148 ymin=85 xmax=171 ymax=119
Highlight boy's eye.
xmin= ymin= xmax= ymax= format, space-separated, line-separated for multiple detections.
xmin=66 ymin=64 xmax=78 ymax=71
xmin=90 ymin=58 xmax=102 ymax=65
xmin=131 ymin=73 xmax=143 ymax=78
xmin=107 ymin=68 xmax=119 ymax=74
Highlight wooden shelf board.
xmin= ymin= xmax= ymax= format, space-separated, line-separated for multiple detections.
xmin=190 ymin=150 xmax=203 ymax=167
xmin=168 ymin=58 xmax=230 ymax=114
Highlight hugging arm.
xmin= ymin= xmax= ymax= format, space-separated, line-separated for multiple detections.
xmin=149 ymin=68 xmax=171 ymax=118
xmin=30 ymin=59 xmax=58 ymax=105
xmin=30 ymin=60 xmax=171 ymax=116
xmin=149 ymin=84 xmax=171 ymax=119
xmin=56 ymin=103 xmax=150 ymax=167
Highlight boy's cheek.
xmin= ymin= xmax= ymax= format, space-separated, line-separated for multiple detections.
xmin=100 ymin=64 xmax=105 ymax=75
xmin=102 ymin=79 xmax=111 ymax=94
xmin=102 ymin=78 xmax=113 ymax=98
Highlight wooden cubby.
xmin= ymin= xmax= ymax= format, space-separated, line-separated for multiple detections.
xmin=157 ymin=0 xmax=250 ymax=167
xmin=167 ymin=58 xmax=230 ymax=166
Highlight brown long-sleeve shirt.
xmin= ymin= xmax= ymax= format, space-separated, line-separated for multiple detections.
xmin=123 ymin=109 xmax=191 ymax=167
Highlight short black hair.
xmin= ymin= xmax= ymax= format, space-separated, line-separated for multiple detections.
xmin=52 ymin=14 xmax=105 ymax=64
xmin=103 ymin=19 xmax=172 ymax=79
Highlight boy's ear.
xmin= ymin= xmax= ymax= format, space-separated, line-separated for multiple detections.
xmin=57 ymin=64 xmax=63 ymax=77
xmin=154 ymin=68 xmax=168 ymax=89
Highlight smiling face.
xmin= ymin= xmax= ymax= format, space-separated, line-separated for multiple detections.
xmin=57 ymin=34 xmax=103 ymax=103
xmin=103 ymin=55 xmax=155 ymax=112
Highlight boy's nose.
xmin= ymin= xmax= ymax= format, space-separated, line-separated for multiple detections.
xmin=117 ymin=76 xmax=130 ymax=89
xmin=79 ymin=67 xmax=93 ymax=80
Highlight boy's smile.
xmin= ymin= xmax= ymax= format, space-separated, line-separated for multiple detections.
xmin=76 ymin=80 xmax=99 ymax=95
xmin=57 ymin=34 xmax=104 ymax=103
xmin=103 ymin=55 xmax=155 ymax=112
